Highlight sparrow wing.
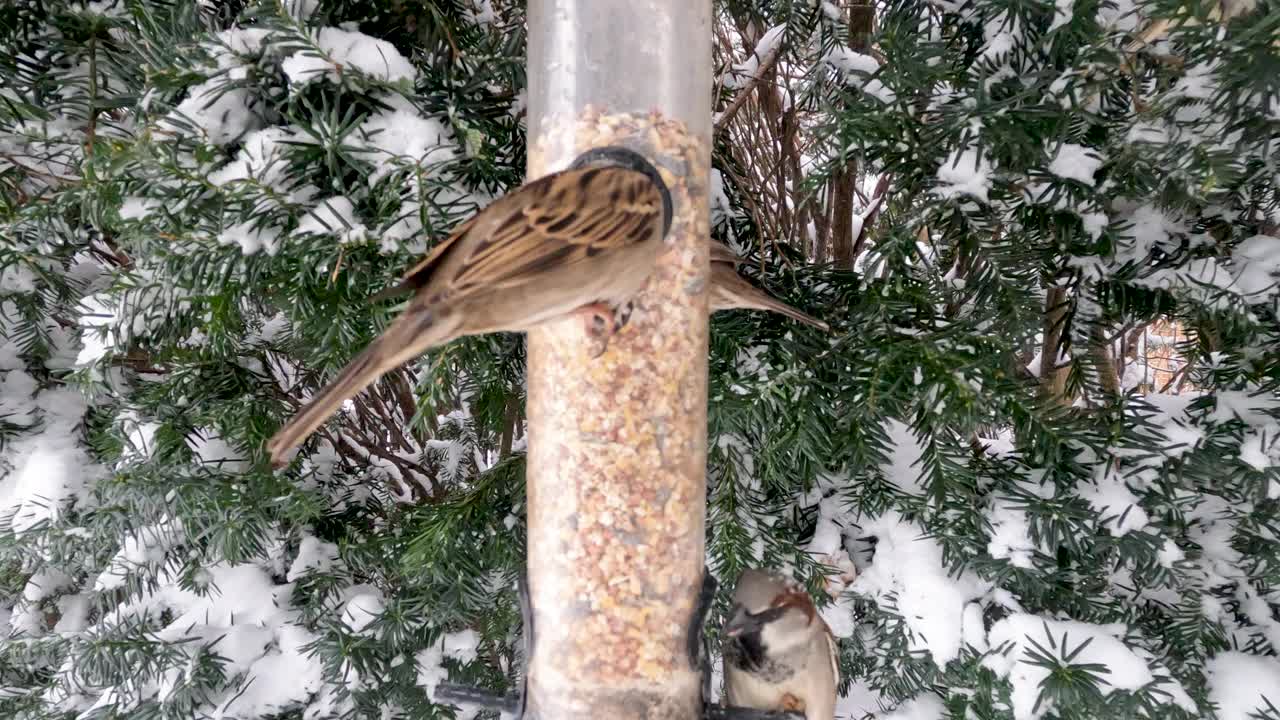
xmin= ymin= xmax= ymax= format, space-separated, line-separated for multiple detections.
xmin=272 ymin=166 xmax=664 ymax=467
xmin=365 ymin=213 xmax=482 ymax=303
xmin=383 ymin=167 xmax=663 ymax=303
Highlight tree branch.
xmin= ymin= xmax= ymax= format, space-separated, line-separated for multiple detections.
xmin=713 ymin=42 xmax=783 ymax=136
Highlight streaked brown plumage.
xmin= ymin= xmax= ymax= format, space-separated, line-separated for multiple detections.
xmin=266 ymin=148 xmax=670 ymax=468
xmin=710 ymin=242 xmax=830 ymax=332
xmin=723 ymin=569 xmax=839 ymax=720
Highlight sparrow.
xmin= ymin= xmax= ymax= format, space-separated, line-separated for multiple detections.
xmin=722 ymin=569 xmax=838 ymax=720
xmin=266 ymin=146 xmax=672 ymax=467
xmin=710 ymin=242 xmax=830 ymax=332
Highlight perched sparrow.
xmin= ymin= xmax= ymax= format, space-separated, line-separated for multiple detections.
xmin=710 ymin=242 xmax=830 ymax=332
xmin=266 ymin=147 xmax=672 ymax=467
xmin=722 ymin=569 xmax=838 ymax=720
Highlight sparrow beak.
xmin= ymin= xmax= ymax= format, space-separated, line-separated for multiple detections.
xmin=724 ymin=613 xmax=760 ymax=638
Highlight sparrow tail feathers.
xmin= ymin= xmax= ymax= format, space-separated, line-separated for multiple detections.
xmin=743 ymin=295 xmax=830 ymax=333
xmin=267 ymin=305 xmax=451 ymax=467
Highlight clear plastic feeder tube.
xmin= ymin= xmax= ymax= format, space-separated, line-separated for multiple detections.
xmin=523 ymin=1 xmax=712 ymax=719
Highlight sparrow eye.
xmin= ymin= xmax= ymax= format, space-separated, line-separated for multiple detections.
xmin=747 ymin=606 xmax=788 ymax=623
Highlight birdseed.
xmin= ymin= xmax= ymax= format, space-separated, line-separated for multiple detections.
xmin=524 ymin=106 xmax=711 ymax=719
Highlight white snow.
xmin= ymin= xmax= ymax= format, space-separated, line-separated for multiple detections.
xmin=118 ymin=196 xmax=162 ymax=220
xmin=936 ymin=147 xmax=993 ymax=202
xmin=187 ymin=429 xmax=249 ymax=474
xmin=0 ymin=422 xmax=97 ymax=535
xmin=1141 ymin=391 xmax=1205 ymax=457
xmin=75 ymin=292 xmax=117 ymax=365
xmin=984 ymin=614 xmax=1157 ymax=720
xmin=285 ymin=0 xmax=319 ymax=21
xmin=1080 ymin=463 xmax=1148 ymax=536
xmin=835 ymin=679 xmax=884 ymax=718
xmin=95 ymin=520 xmax=184 ymax=590
xmin=1239 ymin=424 xmax=1278 ymax=470
xmin=826 ymin=47 xmax=897 ymax=104
xmin=341 ymin=588 xmax=386 ymax=635
xmin=1172 ymin=61 xmax=1220 ymax=102
xmin=1208 ymin=387 xmax=1280 ymax=426
xmin=980 ymin=13 xmax=1019 ymax=61
xmin=297 ymin=195 xmax=369 ymax=243
xmin=1048 ymin=143 xmax=1102 ymax=186
xmin=725 ymin=24 xmax=785 ymax=90
xmin=208 ymin=127 xmax=297 ymax=187
xmin=206 ymin=127 xmax=317 ymax=255
xmin=21 ymin=566 xmax=74 ymax=604
xmin=355 ymin=100 xmax=456 ymax=184
xmin=851 ymin=511 xmax=988 ymax=664
xmin=247 ymin=312 xmax=291 ymax=346
xmin=287 ymin=534 xmax=341 ymax=581
xmin=282 ymin=28 xmax=416 ymax=89
xmin=986 ymin=493 xmax=1038 ymax=568
xmin=84 ymin=560 xmax=329 ymax=716
xmin=879 ymin=694 xmax=945 ymax=720
xmin=219 ymin=220 xmax=284 ymax=256
xmin=1157 ymin=538 xmax=1185 ymax=568
xmin=710 ymin=168 xmax=733 ymax=227
xmin=214 ymin=622 xmax=326 ymax=717
xmin=416 ymin=628 xmax=483 ymax=709
xmin=820 ymin=593 xmax=858 ymax=640
xmin=978 ymin=430 xmax=1017 ymax=457
xmin=1231 ymin=234 xmax=1280 ymax=302
xmin=806 ymin=494 xmax=847 ymax=557
xmin=0 ymin=369 xmax=37 ymax=425
xmin=1187 ymin=494 xmax=1243 ymax=586
xmin=466 ymin=0 xmax=496 ymax=25
xmin=1049 ymin=0 xmax=1075 ymax=31
xmin=881 ymin=418 xmax=927 ymax=496
xmin=162 ymin=80 xmax=262 ymax=146
xmin=1205 ymin=652 xmax=1280 ymax=720
xmin=1095 ymin=0 xmax=1141 ymax=32
xmin=378 ymin=200 xmax=425 ymax=252
xmin=1115 ymin=203 xmax=1187 ymax=264
xmin=0 ymin=264 xmax=37 ymax=293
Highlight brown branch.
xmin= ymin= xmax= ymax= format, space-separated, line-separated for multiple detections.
xmin=944 ymin=239 xmax=971 ymax=319
xmin=714 ymin=42 xmax=783 ymax=136
xmin=111 ymin=349 xmax=169 ymax=374
xmin=1089 ymin=325 xmax=1121 ymax=401
xmin=1040 ymin=286 xmax=1071 ymax=405
xmin=498 ymin=395 xmax=520 ymax=458
xmin=92 ymin=233 xmax=134 ymax=269
xmin=323 ymin=427 xmax=437 ymax=504
xmin=829 ymin=0 xmax=878 ymax=270
xmin=851 ymin=174 xmax=891 ymax=262
xmin=85 ymin=35 xmax=99 ymax=160
xmin=812 ymin=183 xmax=832 ymax=262
xmin=1158 ymin=357 xmax=1195 ymax=394
xmin=0 ymin=152 xmax=79 ymax=185
xmin=830 ymin=159 xmax=858 ymax=269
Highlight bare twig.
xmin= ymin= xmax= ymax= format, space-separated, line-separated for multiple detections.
xmin=1089 ymin=325 xmax=1121 ymax=401
xmin=714 ymin=42 xmax=783 ymax=136
xmin=0 ymin=152 xmax=79 ymax=185
xmin=1040 ymin=286 xmax=1071 ymax=405
xmin=498 ymin=396 xmax=519 ymax=458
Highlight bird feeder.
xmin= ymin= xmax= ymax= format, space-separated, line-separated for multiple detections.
xmin=523 ymin=0 xmax=711 ymax=718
